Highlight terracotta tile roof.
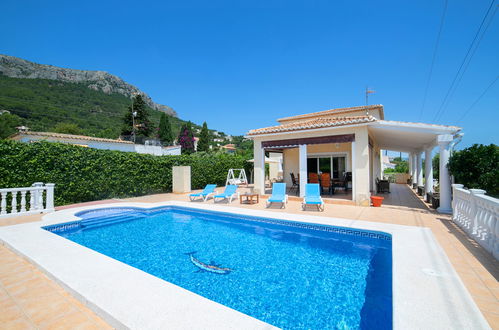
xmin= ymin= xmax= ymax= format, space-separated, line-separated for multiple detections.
xmin=277 ymin=105 xmax=384 ymax=123
xmin=248 ymin=115 xmax=377 ymax=136
xmin=13 ymin=131 xmax=134 ymax=144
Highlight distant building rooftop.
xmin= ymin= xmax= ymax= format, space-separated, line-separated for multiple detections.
xmin=10 ymin=131 xmax=133 ymax=144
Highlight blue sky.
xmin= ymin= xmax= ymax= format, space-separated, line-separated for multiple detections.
xmin=1 ymin=0 xmax=498 ymax=149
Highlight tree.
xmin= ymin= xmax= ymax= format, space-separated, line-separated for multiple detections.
xmin=197 ymin=122 xmax=210 ymax=152
xmin=448 ymin=144 xmax=498 ymax=197
xmin=158 ymin=113 xmax=174 ymax=145
xmin=177 ymin=121 xmax=195 ymax=154
xmin=52 ymin=123 xmax=83 ymax=135
xmin=121 ymin=95 xmax=154 ymax=138
xmin=0 ymin=112 xmax=22 ymax=139
xmin=390 ymin=157 xmax=408 ymax=173
xmin=432 ymin=153 xmax=440 ymax=180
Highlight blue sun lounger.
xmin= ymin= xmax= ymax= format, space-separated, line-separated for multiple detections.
xmin=213 ymin=185 xmax=239 ymax=203
xmin=189 ymin=184 xmax=217 ymax=202
xmin=266 ymin=183 xmax=288 ymax=208
xmin=302 ymin=184 xmax=324 ymax=211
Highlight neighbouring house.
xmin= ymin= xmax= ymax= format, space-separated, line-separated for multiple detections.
xmin=221 ymin=143 xmax=236 ymax=154
xmin=193 ymin=137 xmax=199 ymax=151
xmin=10 ymin=130 xmax=181 ymax=156
xmin=247 ymin=104 xmax=461 ymax=211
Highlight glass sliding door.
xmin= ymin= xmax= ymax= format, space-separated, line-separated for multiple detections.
xmin=307 ymin=158 xmax=318 ymax=175
xmin=332 ymin=156 xmax=346 ymax=179
xmin=319 ymin=157 xmax=331 ymax=174
xmin=308 ymin=155 xmax=346 ymax=178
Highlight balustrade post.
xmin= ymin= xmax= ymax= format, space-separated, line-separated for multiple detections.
xmin=45 ymin=184 xmax=55 ymax=211
xmin=32 ymin=182 xmax=44 ymax=210
xmin=470 ymin=189 xmax=486 ymax=237
xmin=20 ymin=191 xmax=27 ymax=213
xmin=29 ymin=189 xmax=35 ymax=212
xmin=0 ymin=192 xmax=6 ymax=215
xmin=11 ymin=191 xmax=18 ymax=214
xmin=452 ymin=184 xmax=464 ymax=223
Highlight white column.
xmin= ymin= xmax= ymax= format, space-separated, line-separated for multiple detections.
xmin=408 ymin=153 xmax=412 ymax=177
xmin=299 ymin=144 xmax=307 ymax=197
xmin=417 ymin=152 xmax=423 ymax=187
xmin=380 ymin=149 xmax=385 ymax=176
xmin=253 ymin=141 xmax=265 ymax=195
xmin=437 ymin=135 xmax=453 ymax=213
xmin=424 ymin=147 xmax=433 ymax=199
xmin=351 ymin=141 xmax=356 ymax=201
xmin=411 ymin=153 xmax=417 ymax=187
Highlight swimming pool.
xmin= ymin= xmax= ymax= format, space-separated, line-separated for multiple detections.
xmin=44 ymin=206 xmax=392 ymax=329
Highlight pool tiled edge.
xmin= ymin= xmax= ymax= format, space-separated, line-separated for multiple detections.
xmin=0 ymin=201 xmax=491 ymax=330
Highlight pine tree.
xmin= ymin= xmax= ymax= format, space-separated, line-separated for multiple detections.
xmin=158 ymin=113 xmax=174 ymax=145
xmin=178 ymin=121 xmax=195 ymax=154
xmin=121 ymin=95 xmax=154 ymax=138
xmin=197 ymin=121 xmax=210 ymax=152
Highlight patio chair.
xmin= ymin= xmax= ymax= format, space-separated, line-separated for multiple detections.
xmin=376 ymin=178 xmax=390 ymax=194
xmin=320 ymin=173 xmax=333 ymax=195
xmin=290 ymin=173 xmax=300 ymax=195
xmin=302 ymin=184 xmax=324 ymax=211
xmin=189 ymin=184 xmax=217 ymax=201
xmin=309 ymin=173 xmax=319 ymax=183
xmin=213 ymin=185 xmax=239 ymax=203
xmin=266 ymin=183 xmax=288 ymax=209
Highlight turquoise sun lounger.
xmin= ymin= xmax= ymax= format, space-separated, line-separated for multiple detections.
xmin=213 ymin=185 xmax=239 ymax=203
xmin=189 ymin=184 xmax=217 ymax=202
xmin=266 ymin=183 xmax=288 ymax=208
xmin=302 ymin=183 xmax=324 ymax=211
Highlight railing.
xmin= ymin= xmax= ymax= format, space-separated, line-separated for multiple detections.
xmin=0 ymin=182 xmax=55 ymax=218
xmin=452 ymin=184 xmax=499 ymax=260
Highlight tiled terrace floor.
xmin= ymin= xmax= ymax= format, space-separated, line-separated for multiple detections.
xmin=1 ymin=183 xmax=498 ymax=328
xmin=0 ymin=247 xmax=112 ymax=329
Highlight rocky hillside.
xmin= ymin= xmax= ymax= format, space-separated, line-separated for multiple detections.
xmin=0 ymin=54 xmax=176 ymax=116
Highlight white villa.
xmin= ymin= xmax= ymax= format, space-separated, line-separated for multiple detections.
xmin=248 ymin=105 xmax=462 ymax=212
xmin=10 ymin=130 xmax=182 ymax=156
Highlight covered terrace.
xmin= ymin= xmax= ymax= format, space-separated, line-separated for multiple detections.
xmin=247 ymin=105 xmax=462 ymax=212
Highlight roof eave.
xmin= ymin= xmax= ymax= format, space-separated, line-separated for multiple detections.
xmin=245 ymin=121 xmax=372 ymax=139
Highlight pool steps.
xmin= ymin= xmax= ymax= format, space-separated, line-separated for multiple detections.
xmin=80 ymin=214 xmax=147 ymax=229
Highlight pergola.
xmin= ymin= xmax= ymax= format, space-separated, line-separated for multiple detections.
xmin=369 ymin=120 xmax=463 ymax=213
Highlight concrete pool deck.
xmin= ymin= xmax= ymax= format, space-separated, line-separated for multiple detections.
xmin=0 ymin=184 xmax=497 ymax=328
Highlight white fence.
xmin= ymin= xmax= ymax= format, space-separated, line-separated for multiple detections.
xmin=0 ymin=182 xmax=55 ymax=218
xmin=452 ymin=184 xmax=499 ymax=260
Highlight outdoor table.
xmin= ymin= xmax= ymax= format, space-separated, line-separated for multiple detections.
xmin=240 ymin=193 xmax=259 ymax=204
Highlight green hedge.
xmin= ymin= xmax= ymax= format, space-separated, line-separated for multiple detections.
xmin=448 ymin=144 xmax=498 ymax=197
xmin=0 ymin=140 xmax=252 ymax=206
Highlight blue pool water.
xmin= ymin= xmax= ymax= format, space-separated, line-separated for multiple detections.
xmin=45 ymin=206 xmax=392 ymax=329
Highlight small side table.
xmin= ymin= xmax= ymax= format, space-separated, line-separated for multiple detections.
xmin=240 ymin=193 xmax=259 ymax=205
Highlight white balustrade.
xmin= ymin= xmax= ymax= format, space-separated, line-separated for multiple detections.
xmin=452 ymin=184 xmax=499 ymax=260
xmin=0 ymin=183 xmax=55 ymax=219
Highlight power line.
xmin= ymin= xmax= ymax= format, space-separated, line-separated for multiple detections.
xmin=435 ymin=3 xmax=498 ymax=122
xmin=432 ymin=0 xmax=497 ymax=122
xmin=456 ymin=75 xmax=498 ymax=123
xmin=419 ymin=0 xmax=448 ymax=121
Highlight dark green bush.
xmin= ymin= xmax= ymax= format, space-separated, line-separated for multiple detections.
xmin=0 ymin=140 xmax=252 ymax=206
xmin=448 ymin=144 xmax=498 ymax=197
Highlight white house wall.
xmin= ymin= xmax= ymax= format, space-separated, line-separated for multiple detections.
xmin=252 ymin=125 xmax=371 ymax=205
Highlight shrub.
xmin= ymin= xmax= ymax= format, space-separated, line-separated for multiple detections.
xmin=0 ymin=140 xmax=252 ymax=206
xmin=448 ymin=144 xmax=498 ymax=197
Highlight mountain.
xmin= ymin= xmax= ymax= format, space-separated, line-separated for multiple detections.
xmin=0 ymin=55 xmax=195 ymax=139
xmin=0 ymin=54 xmax=176 ymax=116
